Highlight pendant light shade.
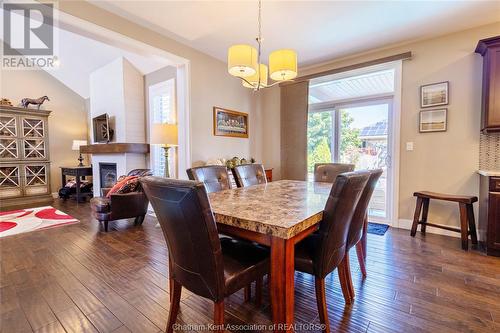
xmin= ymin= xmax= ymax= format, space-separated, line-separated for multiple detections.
xmin=228 ymin=44 xmax=258 ymax=77
xmin=242 ymin=64 xmax=268 ymax=88
xmin=269 ymin=49 xmax=298 ymax=81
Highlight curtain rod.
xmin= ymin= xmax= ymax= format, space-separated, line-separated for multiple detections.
xmin=281 ymin=51 xmax=412 ymax=86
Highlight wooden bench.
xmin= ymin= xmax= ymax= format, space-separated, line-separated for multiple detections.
xmin=410 ymin=191 xmax=478 ymax=250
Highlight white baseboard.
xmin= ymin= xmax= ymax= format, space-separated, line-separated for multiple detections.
xmin=396 ymin=218 xmax=460 ymax=239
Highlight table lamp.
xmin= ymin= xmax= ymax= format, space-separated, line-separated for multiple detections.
xmin=151 ymin=123 xmax=178 ymax=178
xmin=72 ymin=140 xmax=88 ymax=166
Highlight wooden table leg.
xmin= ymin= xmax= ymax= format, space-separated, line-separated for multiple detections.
xmin=421 ymin=198 xmax=430 ymax=234
xmin=459 ymin=203 xmax=469 ymax=250
xmin=270 ymin=236 xmax=295 ymax=332
xmin=411 ymin=197 xmax=423 ymax=236
xmin=75 ymin=174 xmax=81 ymax=203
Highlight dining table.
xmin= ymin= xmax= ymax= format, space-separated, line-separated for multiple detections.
xmin=208 ymin=179 xmax=369 ymax=332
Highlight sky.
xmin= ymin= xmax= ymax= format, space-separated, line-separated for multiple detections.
xmin=340 ymin=103 xmax=388 ymax=130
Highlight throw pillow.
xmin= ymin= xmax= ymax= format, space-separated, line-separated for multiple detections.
xmin=106 ymin=176 xmax=138 ymax=198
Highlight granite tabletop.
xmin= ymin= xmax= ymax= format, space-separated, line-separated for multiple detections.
xmin=208 ymin=180 xmax=333 ymax=239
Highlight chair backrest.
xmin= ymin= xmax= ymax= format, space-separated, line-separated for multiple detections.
xmin=346 ymin=169 xmax=383 ymax=249
xmin=139 ymin=177 xmax=225 ymax=301
xmin=314 ymin=163 xmax=355 ymax=183
xmin=127 ymin=169 xmax=153 ymax=177
xmin=232 ymin=164 xmax=267 ymax=187
xmin=186 ymin=166 xmax=231 ymax=193
xmin=315 ymin=171 xmax=370 ymax=278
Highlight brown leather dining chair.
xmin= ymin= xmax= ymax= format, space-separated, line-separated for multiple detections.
xmin=187 ymin=165 xmax=258 ymax=302
xmin=187 ymin=165 xmax=231 ymax=193
xmin=294 ymin=171 xmax=370 ymax=333
xmin=232 ymin=164 xmax=267 ymax=187
xmin=139 ymin=177 xmax=270 ymax=333
xmin=314 ymin=163 xmax=355 ymax=183
xmin=340 ymin=169 xmax=383 ymax=303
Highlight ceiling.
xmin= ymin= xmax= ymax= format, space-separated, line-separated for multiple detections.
xmin=89 ymin=1 xmax=500 ymax=67
xmin=44 ymin=26 xmax=172 ymax=98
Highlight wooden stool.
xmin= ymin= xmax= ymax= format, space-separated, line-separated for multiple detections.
xmin=410 ymin=191 xmax=478 ymax=250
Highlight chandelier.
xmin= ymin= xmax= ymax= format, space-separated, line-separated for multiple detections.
xmin=227 ymin=0 xmax=298 ymax=90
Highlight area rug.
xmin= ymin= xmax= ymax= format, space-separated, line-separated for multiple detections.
xmin=367 ymin=222 xmax=389 ymax=236
xmin=0 ymin=206 xmax=78 ymax=238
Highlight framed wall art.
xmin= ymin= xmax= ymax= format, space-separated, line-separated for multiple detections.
xmin=213 ymin=107 xmax=249 ymax=138
xmin=420 ymin=81 xmax=449 ymax=108
xmin=419 ymin=108 xmax=447 ymax=133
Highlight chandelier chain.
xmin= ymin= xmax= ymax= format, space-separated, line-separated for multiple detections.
xmin=256 ymin=0 xmax=262 ymax=89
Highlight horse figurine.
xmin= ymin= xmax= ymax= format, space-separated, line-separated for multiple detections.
xmin=21 ymin=96 xmax=50 ymax=109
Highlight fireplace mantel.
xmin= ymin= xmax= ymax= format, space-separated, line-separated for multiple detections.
xmin=81 ymin=143 xmax=150 ymax=154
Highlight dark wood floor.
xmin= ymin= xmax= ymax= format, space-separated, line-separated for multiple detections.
xmin=1 ymin=200 xmax=500 ymax=333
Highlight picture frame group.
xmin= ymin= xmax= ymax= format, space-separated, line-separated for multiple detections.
xmin=419 ymin=81 xmax=449 ymax=133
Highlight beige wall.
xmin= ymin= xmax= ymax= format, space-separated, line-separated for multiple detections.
xmin=1 ymin=69 xmax=88 ymax=193
xmin=58 ymin=1 xmax=259 ymax=169
xmin=261 ymin=22 xmax=500 ymax=229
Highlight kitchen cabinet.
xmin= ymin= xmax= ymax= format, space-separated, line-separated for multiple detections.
xmin=476 ymin=36 xmax=500 ymax=132
xmin=479 ymin=175 xmax=500 ymax=256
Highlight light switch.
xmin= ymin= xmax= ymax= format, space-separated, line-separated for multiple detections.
xmin=406 ymin=142 xmax=414 ymax=151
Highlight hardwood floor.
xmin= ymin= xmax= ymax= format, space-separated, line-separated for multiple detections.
xmin=1 ymin=200 xmax=500 ymax=332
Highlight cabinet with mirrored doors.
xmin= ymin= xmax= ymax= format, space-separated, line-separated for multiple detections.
xmin=0 ymin=106 xmax=53 ymax=209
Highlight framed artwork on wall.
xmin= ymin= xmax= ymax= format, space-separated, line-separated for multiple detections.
xmin=213 ymin=107 xmax=249 ymax=138
xmin=419 ymin=108 xmax=447 ymax=133
xmin=420 ymin=81 xmax=449 ymax=108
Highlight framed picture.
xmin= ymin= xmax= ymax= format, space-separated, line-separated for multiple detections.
xmin=213 ymin=107 xmax=249 ymax=138
xmin=419 ymin=109 xmax=447 ymax=133
xmin=420 ymin=81 xmax=449 ymax=108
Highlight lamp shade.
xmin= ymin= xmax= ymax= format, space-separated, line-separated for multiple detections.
xmin=228 ymin=44 xmax=257 ymax=78
xmin=242 ymin=63 xmax=268 ymax=88
xmin=151 ymin=123 xmax=178 ymax=146
xmin=72 ymin=140 xmax=87 ymax=151
xmin=269 ymin=49 xmax=298 ymax=81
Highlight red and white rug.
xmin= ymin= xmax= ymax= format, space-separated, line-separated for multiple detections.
xmin=0 ymin=206 xmax=78 ymax=238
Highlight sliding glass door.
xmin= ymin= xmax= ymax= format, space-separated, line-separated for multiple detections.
xmin=339 ymin=100 xmax=392 ymax=220
xmin=307 ymin=99 xmax=392 ymax=222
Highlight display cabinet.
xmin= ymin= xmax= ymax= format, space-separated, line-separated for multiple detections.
xmin=0 ymin=106 xmax=52 ymax=209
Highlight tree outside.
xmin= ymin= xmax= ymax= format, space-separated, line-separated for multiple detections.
xmin=339 ymin=109 xmax=362 ymax=165
xmin=307 ymin=112 xmax=332 ymax=173
xmin=307 ymin=110 xmax=362 ymax=173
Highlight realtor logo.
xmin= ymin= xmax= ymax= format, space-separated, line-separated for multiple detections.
xmin=2 ymin=2 xmax=58 ymax=69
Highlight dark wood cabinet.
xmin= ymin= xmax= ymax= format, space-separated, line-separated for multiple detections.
xmin=479 ymin=175 xmax=500 ymax=256
xmin=476 ymin=36 xmax=500 ymax=132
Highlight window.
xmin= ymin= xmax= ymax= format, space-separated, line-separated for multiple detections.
xmin=308 ymin=64 xmax=398 ymax=221
xmin=149 ymin=79 xmax=176 ymax=177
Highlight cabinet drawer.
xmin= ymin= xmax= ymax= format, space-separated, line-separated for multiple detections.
xmin=490 ymin=177 xmax=500 ymax=192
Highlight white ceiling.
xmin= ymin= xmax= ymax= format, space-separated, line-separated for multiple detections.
xmin=89 ymin=1 xmax=500 ymax=67
xmin=45 ymin=26 xmax=172 ymax=98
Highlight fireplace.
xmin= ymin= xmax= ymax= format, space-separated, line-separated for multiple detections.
xmin=99 ymin=163 xmax=117 ymax=189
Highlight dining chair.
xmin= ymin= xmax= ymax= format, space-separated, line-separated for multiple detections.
xmin=186 ymin=165 xmax=231 ymax=193
xmin=313 ymin=163 xmax=355 ymax=183
xmin=187 ymin=165 xmax=261 ymax=302
xmin=341 ymin=169 xmax=383 ymax=303
xmin=232 ymin=164 xmax=267 ymax=187
xmin=139 ymin=177 xmax=270 ymax=333
xmin=294 ymin=171 xmax=370 ymax=333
